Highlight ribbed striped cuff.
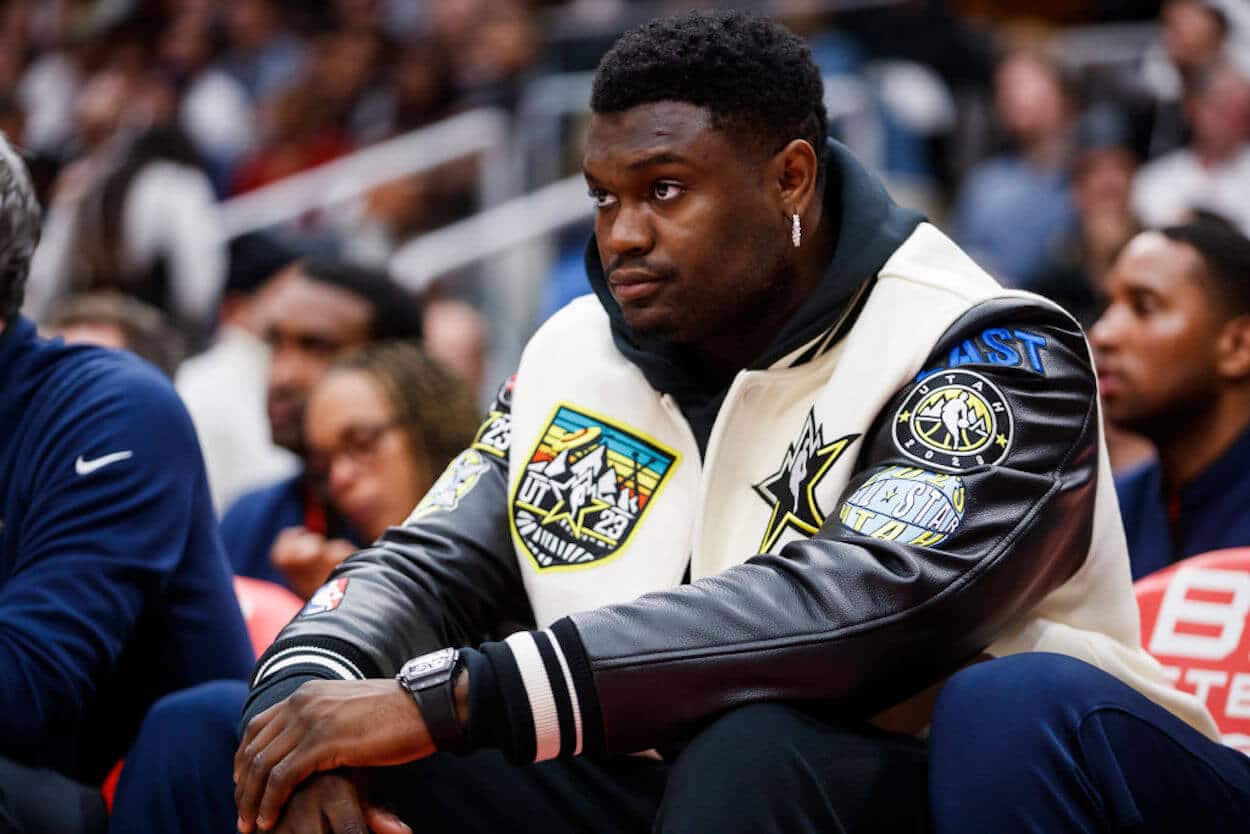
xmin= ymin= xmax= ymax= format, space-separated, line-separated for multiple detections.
xmin=251 ymin=642 xmax=368 ymax=687
xmin=483 ymin=618 xmax=601 ymax=763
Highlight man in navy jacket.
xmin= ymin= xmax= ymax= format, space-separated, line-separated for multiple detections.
xmin=0 ymin=135 xmax=254 ymax=831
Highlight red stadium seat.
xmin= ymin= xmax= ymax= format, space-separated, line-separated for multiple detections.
xmin=232 ymin=575 xmax=305 ymax=657
xmin=1135 ymin=547 xmax=1250 ymax=754
xmin=102 ymin=577 xmax=304 ymax=810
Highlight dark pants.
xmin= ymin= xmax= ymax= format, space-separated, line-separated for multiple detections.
xmin=0 ymin=757 xmax=107 ymax=834
xmin=108 ymin=681 xmax=930 ymax=834
xmin=108 ymin=680 xmax=247 ymax=834
xmin=378 ymin=703 xmax=929 ymax=834
xmin=929 ymin=652 xmax=1250 ymax=833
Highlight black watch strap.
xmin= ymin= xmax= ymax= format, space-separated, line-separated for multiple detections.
xmin=396 ymin=648 xmax=468 ymax=754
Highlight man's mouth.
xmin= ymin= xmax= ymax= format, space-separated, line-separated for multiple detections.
xmin=608 ymin=270 xmax=665 ymax=302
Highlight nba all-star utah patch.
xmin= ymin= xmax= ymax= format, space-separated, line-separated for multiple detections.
xmin=512 ymin=405 xmax=678 ymax=570
xmin=839 ymin=465 xmax=965 ymax=547
xmin=893 ymin=369 xmax=1012 ymax=470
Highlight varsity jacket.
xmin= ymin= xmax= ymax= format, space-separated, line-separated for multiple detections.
xmin=246 ymin=142 xmax=1217 ymax=762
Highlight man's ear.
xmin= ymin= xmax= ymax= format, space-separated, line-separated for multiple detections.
xmin=774 ymin=139 xmax=820 ymax=220
xmin=1217 ymin=315 xmax=1250 ymax=380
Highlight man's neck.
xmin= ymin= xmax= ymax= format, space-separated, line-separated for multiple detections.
xmin=1157 ymin=395 xmax=1250 ymax=489
xmin=694 ymin=219 xmax=835 ymax=377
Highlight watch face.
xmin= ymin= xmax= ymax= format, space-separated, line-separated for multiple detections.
xmin=402 ymin=648 xmax=456 ymax=680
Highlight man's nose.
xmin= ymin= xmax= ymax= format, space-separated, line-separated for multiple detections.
xmin=603 ymin=204 xmax=653 ymax=257
xmin=1089 ymin=306 xmax=1123 ymax=355
xmin=270 ymin=347 xmax=313 ymax=391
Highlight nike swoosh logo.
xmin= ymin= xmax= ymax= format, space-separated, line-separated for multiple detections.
xmin=75 ymin=451 xmax=134 ymax=476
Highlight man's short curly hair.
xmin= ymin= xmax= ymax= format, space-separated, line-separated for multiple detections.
xmin=0 ymin=133 xmax=41 ymax=322
xmin=591 ymin=10 xmax=828 ymax=161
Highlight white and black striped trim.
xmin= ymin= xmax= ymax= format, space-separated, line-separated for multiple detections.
xmin=252 ymin=645 xmax=366 ymax=687
xmin=502 ymin=630 xmax=588 ymax=761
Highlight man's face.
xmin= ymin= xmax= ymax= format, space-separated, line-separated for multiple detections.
xmin=262 ymin=270 xmax=373 ymax=454
xmin=583 ymin=101 xmax=789 ymax=345
xmin=1090 ymin=233 xmax=1223 ymax=437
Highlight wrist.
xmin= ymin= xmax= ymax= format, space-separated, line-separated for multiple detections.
xmin=396 ymin=648 xmax=469 ymax=754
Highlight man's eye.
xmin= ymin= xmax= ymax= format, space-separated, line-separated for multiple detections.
xmin=652 ymin=181 xmax=683 ymax=201
xmin=588 ymin=187 xmax=617 ymax=208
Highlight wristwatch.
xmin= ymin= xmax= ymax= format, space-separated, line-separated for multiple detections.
xmin=396 ymin=648 xmax=468 ymax=754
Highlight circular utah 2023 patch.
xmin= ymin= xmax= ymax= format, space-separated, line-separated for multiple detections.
xmin=839 ymin=465 xmax=966 ymax=547
xmin=892 ymin=369 xmax=1012 ymax=470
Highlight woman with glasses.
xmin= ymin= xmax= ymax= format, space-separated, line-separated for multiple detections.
xmin=274 ymin=341 xmax=479 ymax=599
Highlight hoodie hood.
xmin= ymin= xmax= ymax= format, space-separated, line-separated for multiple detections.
xmin=585 ymin=139 xmax=924 ymax=401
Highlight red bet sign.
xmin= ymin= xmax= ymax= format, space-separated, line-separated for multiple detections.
xmin=1136 ymin=548 xmax=1250 ymax=754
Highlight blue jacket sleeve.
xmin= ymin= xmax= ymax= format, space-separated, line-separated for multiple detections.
xmin=0 ymin=359 xmax=236 ymax=756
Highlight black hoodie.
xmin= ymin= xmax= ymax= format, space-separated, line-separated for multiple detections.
xmin=585 ymin=139 xmax=924 ymax=454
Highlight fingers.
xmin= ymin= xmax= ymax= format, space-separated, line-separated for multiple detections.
xmin=364 ymin=803 xmax=413 ymax=834
xmin=235 ymin=724 xmax=309 ymax=832
xmin=322 ymin=780 xmax=374 ymax=834
xmin=234 ymin=706 xmax=286 ymax=786
xmin=270 ymin=774 xmax=375 ymax=834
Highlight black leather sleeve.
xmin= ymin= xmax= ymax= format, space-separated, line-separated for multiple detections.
xmin=563 ymin=298 xmax=1100 ymax=755
xmin=244 ymin=379 xmax=533 ymax=716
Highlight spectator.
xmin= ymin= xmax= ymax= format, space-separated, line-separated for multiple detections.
xmin=219 ymin=259 xmax=423 ymax=597
xmin=421 ymin=297 xmax=487 ymax=396
xmin=1132 ymin=60 xmax=1250 ymax=233
xmin=217 ymin=0 xmax=307 ymax=105
xmin=229 ymin=82 xmax=355 ymax=195
xmin=0 ymin=134 xmax=252 ymax=832
xmin=304 ymin=342 xmax=478 ymax=564
xmin=175 ymin=232 xmax=300 ymax=514
xmin=949 ymin=49 xmax=1077 ymax=288
xmin=108 ymin=343 xmax=477 ymax=834
xmin=1091 ymin=220 xmax=1250 ymax=579
xmin=1031 ymin=105 xmax=1140 ymax=329
xmin=158 ymin=10 xmax=257 ymax=192
xmin=42 ymin=290 xmax=186 ymax=378
xmin=24 ymin=69 xmax=227 ymax=339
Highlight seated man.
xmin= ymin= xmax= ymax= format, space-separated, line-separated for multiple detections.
xmin=234 ymin=12 xmax=1239 ymax=834
xmin=0 ymin=135 xmax=254 ymax=833
xmin=220 ymin=259 xmax=424 ymax=598
xmin=1091 ymin=220 xmax=1250 ymax=578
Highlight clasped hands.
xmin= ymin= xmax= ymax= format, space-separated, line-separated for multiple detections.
xmin=233 ymin=679 xmax=431 ymax=834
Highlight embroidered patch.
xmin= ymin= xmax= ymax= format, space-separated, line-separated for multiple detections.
xmin=752 ymin=407 xmax=858 ymax=553
xmin=839 ymin=465 xmax=966 ymax=547
xmin=511 ymin=405 xmax=679 ymax=570
xmin=301 ymin=577 xmax=348 ymax=617
xmin=893 ymin=370 xmax=1012 ymax=469
xmin=915 ymin=328 xmax=1050 ymax=380
xmin=407 ymin=449 xmax=492 ymax=523
xmin=472 ymin=411 xmax=511 ymax=459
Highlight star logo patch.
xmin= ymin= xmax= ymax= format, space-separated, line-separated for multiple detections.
xmin=752 ymin=408 xmax=858 ymax=553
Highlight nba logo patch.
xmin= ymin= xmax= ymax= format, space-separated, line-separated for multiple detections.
xmin=301 ymin=577 xmax=348 ymax=617
xmin=511 ymin=404 xmax=679 ymax=570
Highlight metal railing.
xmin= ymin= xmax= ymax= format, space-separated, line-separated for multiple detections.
xmin=216 ymin=108 xmax=515 ymax=240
